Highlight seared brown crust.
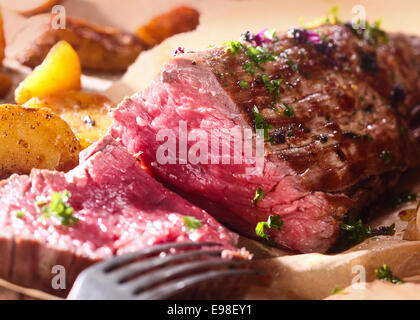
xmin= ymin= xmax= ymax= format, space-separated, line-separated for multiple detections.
xmin=136 ymin=6 xmax=200 ymax=47
xmin=9 ymin=237 xmax=97 ymax=296
xmin=13 ymin=14 xmax=146 ymax=72
xmin=192 ymin=24 xmax=420 ymax=203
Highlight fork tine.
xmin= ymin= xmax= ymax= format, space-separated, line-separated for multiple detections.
xmin=88 ymin=242 xmax=221 ymax=273
xmin=123 ymin=259 xmax=250 ymax=293
xmin=135 ymin=268 xmax=259 ymax=300
xmin=110 ymin=249 xmax=223 ymax=282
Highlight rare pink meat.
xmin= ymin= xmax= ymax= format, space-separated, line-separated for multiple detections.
xmin=0 ymin=136 xmax=239 ymax=295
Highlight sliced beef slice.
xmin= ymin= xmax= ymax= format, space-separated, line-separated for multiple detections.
xmin=0 ymin=136 xmax=239 ymax=296
xmin=112 ymin=23 xmax=420 ymax=253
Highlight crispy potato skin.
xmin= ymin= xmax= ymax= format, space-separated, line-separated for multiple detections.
xmin=136 ymin=6 xmax=200 ymax=47
xmin=15 ymin=15 xmax=146 ymax=72
xmin=15 ymin=40 xmax=81 ymax=105
xmin=0 ymin=104 xmax=81 ymax=179
xmin=24 ymin=91 xmax=114 ymax=149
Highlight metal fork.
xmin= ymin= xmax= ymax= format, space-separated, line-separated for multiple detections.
xmin=68 ymin=242 xmax=257 ymax=300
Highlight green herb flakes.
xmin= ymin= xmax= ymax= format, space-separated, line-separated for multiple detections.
xmin=379 ymin=150 xmax=393 ymax=162
xmin=225 ymin=40 xmax=243 ymax=55
xmin=242 ymin=62 xmax=255 ymax=75
xmin=15 ymin=210 xmax=25 ymax=219
xmin=245 ymin=45 xmax=277 ymax=69
xmin=252 ymin=187 xmax=265 ymax=207
xmin=38 ymin=191 xmax=79 ymax=227
xmin=391 ymin=190 xmax=417 ymax=206
xmin=255 ymin=215 xmax=283 ymax=240
xmin=282 ymin=103 xmax=295 ymax=118
xmin=375 ymin=265 xmax=403 ymax=284
xmin=239 ymin=80 xmax=248 ymax=89
xmin=261 ymin=75 xmax=282 ymax=103
xmin=264 ymin=29 xmax=278 ymax=41
xmin=253 ymin=106 xmax=273 ymax=139
xmin=182 ymin=216 xmax=202 ymax=232
xmin=331 ymin=286 xmax=345 ymax=295
xmin=340 ymin=217 xmax=395 ymax=246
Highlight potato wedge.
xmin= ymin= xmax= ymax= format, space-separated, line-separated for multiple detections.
xmin=12 ymin=14 xmax=145 ymax=72
xmin=0 ymin=0 xmax=59 ymax=16
xmin=0 ymin=104 xmax=80 ymax=179
xmin=136 ymin=6 xmax=200 ymax=47
xmin=15 ymin=40 xmax=81 ymax=105
xmin=24 ymin=91 xmax=114 ymax=149
xmin=0 ymin=7 xmax=5 ymax=65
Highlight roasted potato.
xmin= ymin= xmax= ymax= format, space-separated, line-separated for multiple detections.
xmin=0 ymin=0 xmax=60 ymax=16
xmin=24 ymin=91 xmax=114 ymax=149
xmin=0 ymin=104 xmax=81 ymax=179
xmin=15 ymin=40 xmax=81 ymax=105
xmin=0 ymin=7 xmax=5 ymax=65
xmin=12 ymin=14 xmax=145 ymax=72
xmin=136 ymin=6 xmax=200 ymax=47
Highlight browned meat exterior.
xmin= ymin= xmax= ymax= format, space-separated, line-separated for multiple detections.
xmin=206 ymin=24 xmax=420 ymax=195
xmin=112 ymin=23 xmax=420 ymax=253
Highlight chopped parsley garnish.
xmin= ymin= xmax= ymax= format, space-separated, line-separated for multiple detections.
xmin=331 ymin=286 xmax=344 ymax=295
xmin=325 ymin=6 xmax=340 ymax=24
xmin=390 ymin=190 xmax=417 ymax=206
xmin=287 ymin=59 xmax=299 ymax=72
xmin=282 ymin=103 xmax=295 ymax=118
xmin=245 ymin=45 xmax=277 ymax=70
xmin=340 ymin=217 xmax=395 ymax=246
xmin=253 ymin=106 xmax=273 ymax=139
xmin=346 ymin=19 xmax=389 ymax=46
xmin=379 ymin=150 xmax=393 ymax=162
xmin=242 ymin=62 xmax=255 ymax=74
xmin=252 ymin=187 xmax=265 ymax=207
xmin=264 ymin=29 xmax=278 ymax=41
xmin=182 ymin=216 xmax=202 ymax=232
xmin=239 ymin=80 xmax=248 ymax=89
xmin=255 ymin=215 xmax=283 ymax=240
xmin=15 ymin=210 xmax=25 ymax=219
xmin=225 ymin=40 xmax=243 ymax=55
xmin=261 ymin=75 xmax=282 ymax=104
xmin=375 ymin=265 xmax=403 ymax=284
xmin=38 ymin=191 xmax=79 ymax=227
xmin=364 ymin=20 xmax=389 ymax=45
